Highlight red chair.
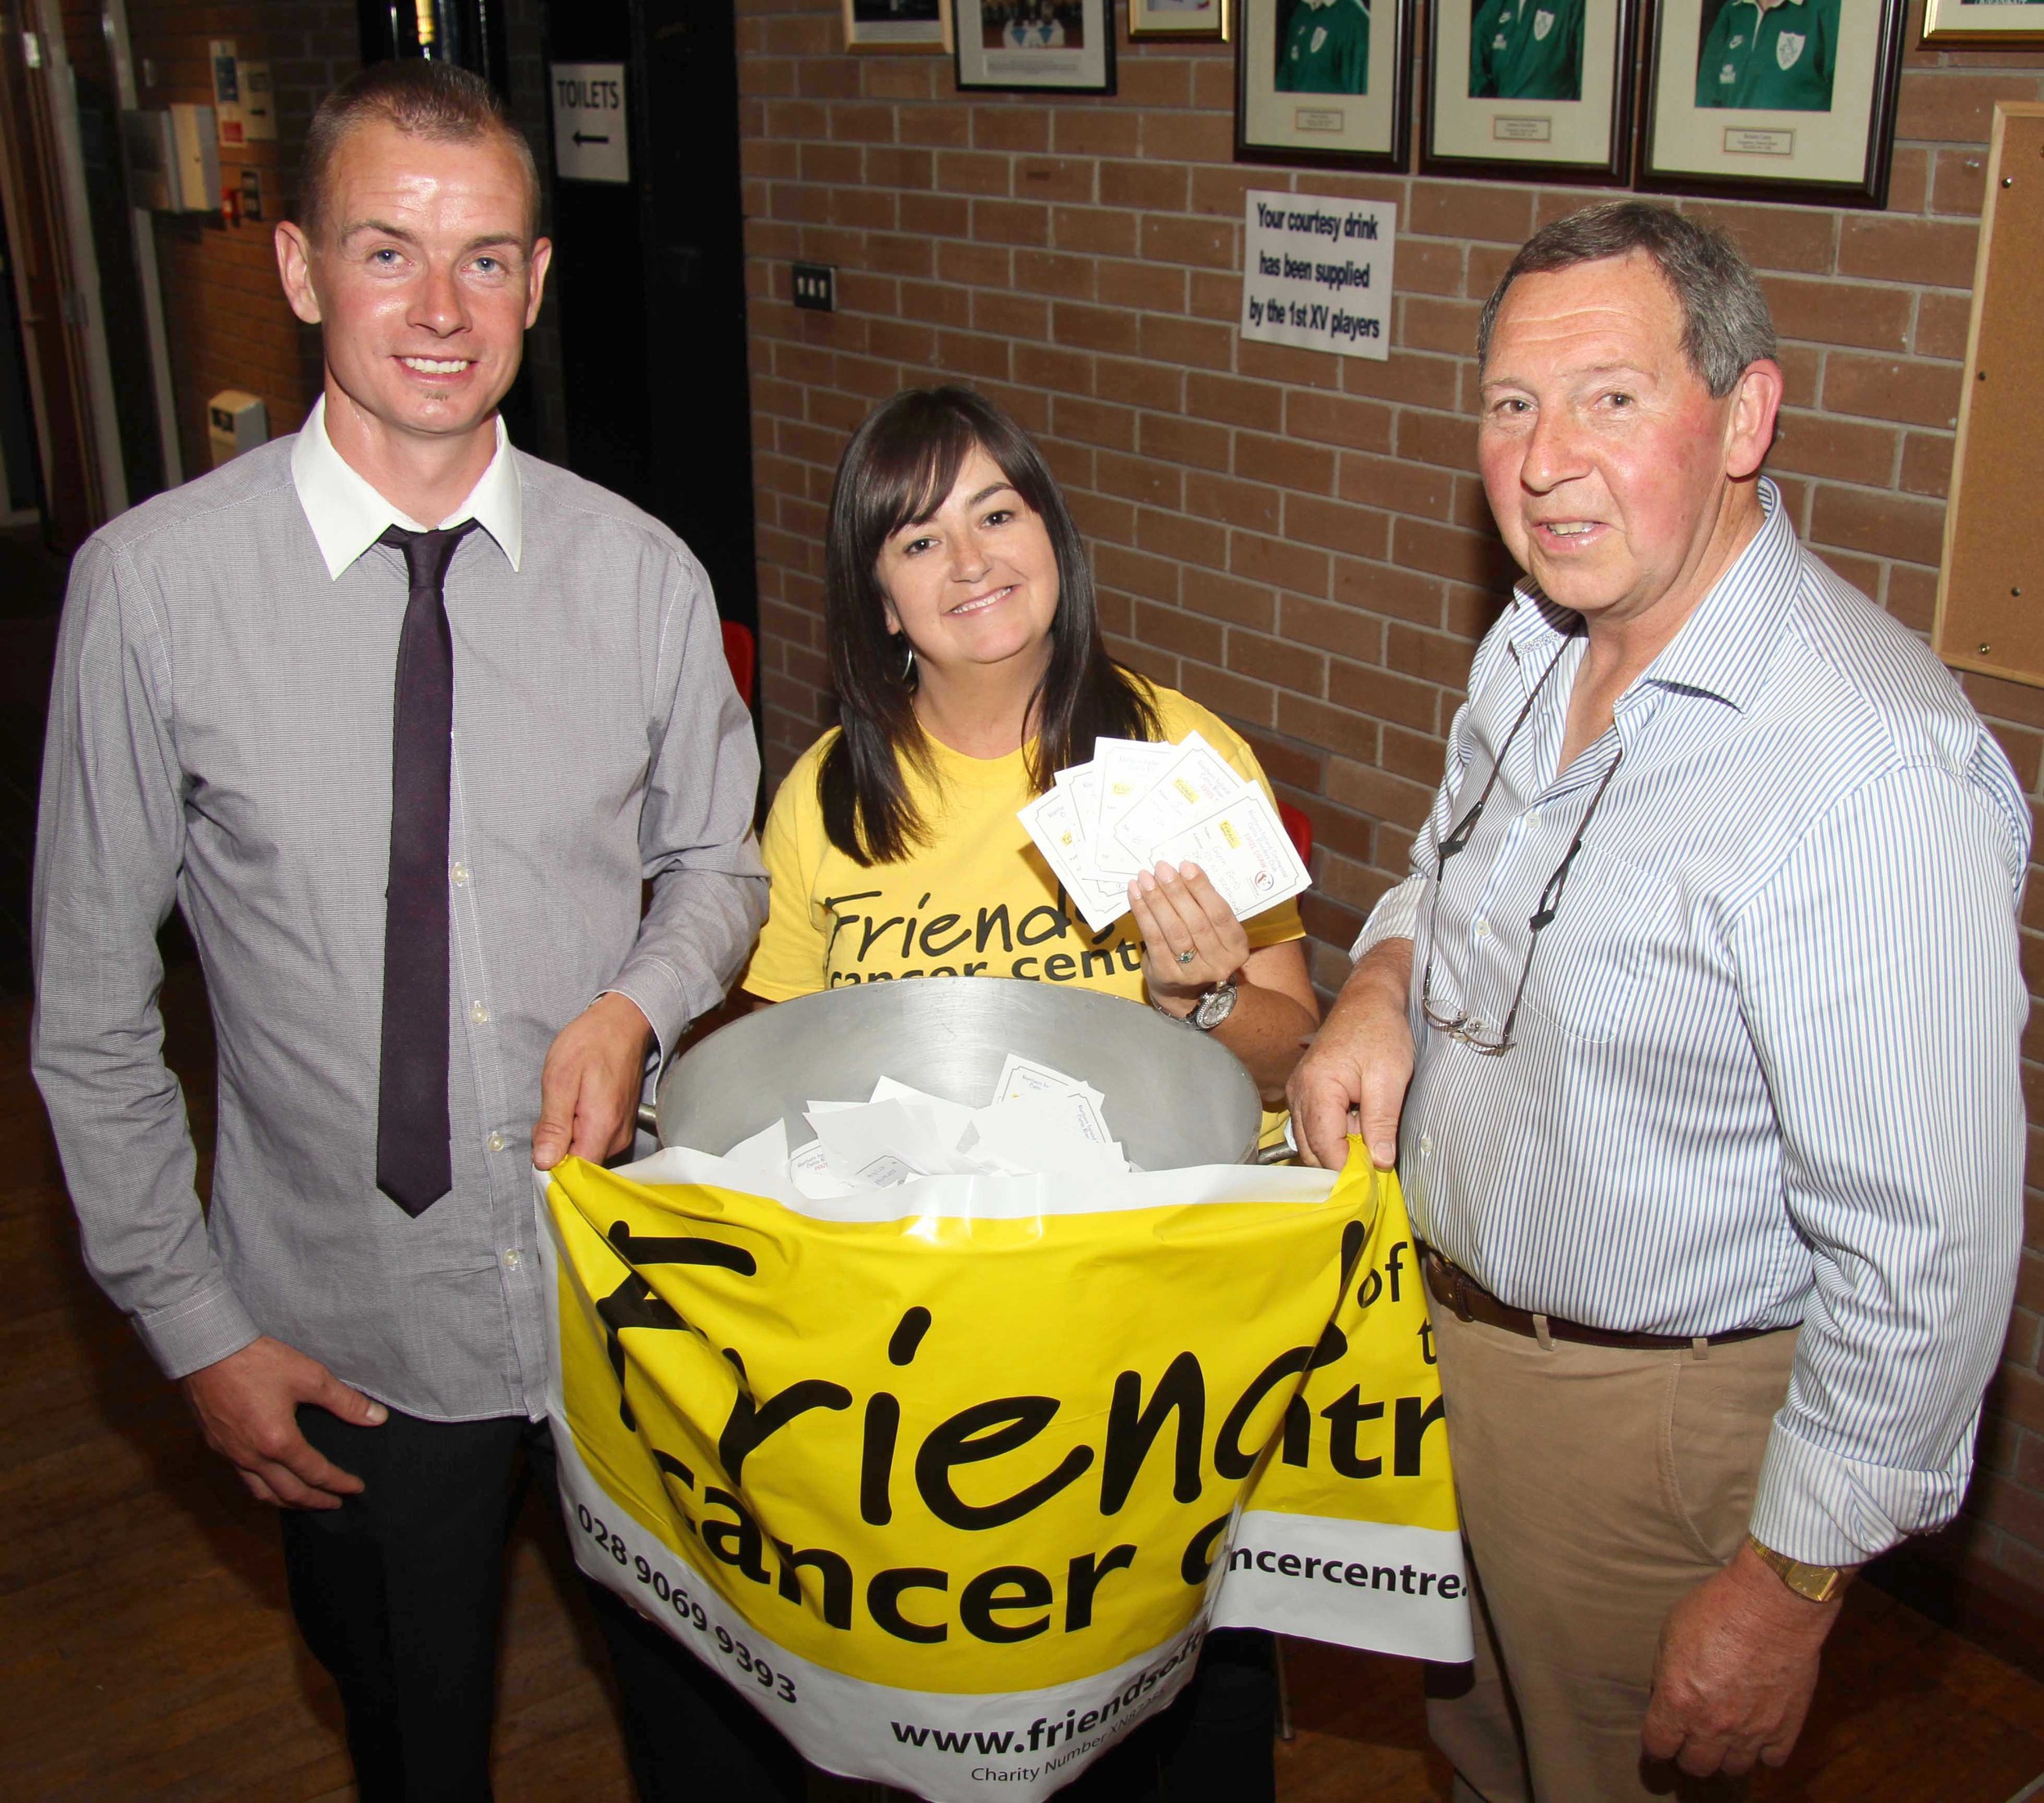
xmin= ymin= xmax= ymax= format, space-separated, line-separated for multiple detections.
xmin=720 ymin=618 xmax=756 ymax=706
xmin=1278 ymin=800 xmax=1313 ymax=866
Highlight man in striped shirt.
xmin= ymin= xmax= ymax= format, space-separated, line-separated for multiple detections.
xmin=1290 ymin=202 xmax=2026 ymax=1801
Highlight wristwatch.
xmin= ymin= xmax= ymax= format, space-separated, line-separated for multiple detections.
xmin=1151 ymin=977 xmax=1239 ymax=1032
xmin=1746 ymin=1534 xmax=1852 ymax=1603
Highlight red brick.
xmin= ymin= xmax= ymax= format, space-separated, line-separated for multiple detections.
xmin=1763 ymin=277 xmax=1912 ymax=355
xmin=972 ymin=198 xmax=1051 ymax=248
xmin=1179 ymin=661 xmax=1276 ymax=726
xmin=1010 ymin=249 xmax=1096 ymax=303
xmin=1899 ymin=431 xmax=1953 ymax=501
xmin=1136 ymin=506 xmax=1226 ymax=571
xmin=1894 ymin=71 xmax=2044 ymax=146
xmin=936 ymin=150 xmax=1011 ymax=197
xmin=1683 ymin=202 xmax=1836 ymax=277
xmin=1141 ymin=213 xmax=1236 ymax=271
xmin=1138 ymin=313 xmax=1235 ymax=373
xmin=1913 ymin=291 xmax=1974 ymax=362
xmin=1052 ymin=395 xmax=1136 ymax=451
xmin=1285 ymin=494 xmax=1390 ymax=562
xmin=1325 ymin=757 xmax=1437 ymax=831
xmin=1392 ymin=517 xmax=1519 ymax=593
xmin=1401 ymin=295 xmax=1484 ymax=359
xmin=1100 ymin=159 xmax=1188 ymax=213
xmin=1130 ymin=599 xmax=1221 ymax=665
xmin=1281 ymin=593 xmax=1387 ymax=665
xmin=1183 ymin=566 xmax=1277 ymax=631
xmin=1808 ymin=485 xmax=1948 ymax=569
xmin=1140 ymin=410 xmax=1232 ymax=473
xmin=1327 ymin=659 xmax=1445 ymax=735
xmin=1095 ymin=354 xmax=1186 ymax=414
xmin=1186 ymin=470 xmax=1282 ymax=536
xmin=1406 ymin=182 xmax=1535 ymax=245
xmin=1334 ymin=557 xmax=1448 ymax=629
xmin=1186 ymin=371 xmax=1284 ymax=433
xmin=1054 ymin=112 xmax=1141 ymax=159
xmin=1230 ymin=531 xmax=1332 ymax=599
xmin=1768 ymin=410 xmax=1899 ymax=487
xmin=1837 ymin=216 xmax=1980 ymax=291
xmin=1234 ymin=432 xmax=1337 ymax=497
xmin=1286 ymin=389 xmax=1394 ymax=455
xmin=1053 ymin=205 xmax=1137 ymax=258
xmin=1930 ymin=146 xmax=1989 ymax=218
xmin=1822 ymin=354 xmax=1964 ymax=432
xmin=1096 ymin=447 xmax=1184 ymax=510
xmin=1015 ymin=156 xmax=1094 ymax=205
xmin=1229 ymin=626 xmax=1328 ymax=697
xmin=1338 ymin=451 xmax=1454 ymax=522
xmin=1236 ymin=339 xmax=1346 ymax=392
xmin=975 ymin=108 xmax=1051 ymax=154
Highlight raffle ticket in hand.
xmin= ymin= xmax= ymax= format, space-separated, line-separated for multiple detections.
xmin=1018 ymin=731 xmax=1311 ymax=933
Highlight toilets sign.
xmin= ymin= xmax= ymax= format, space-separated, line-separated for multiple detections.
xmin=552 ymin=62 xmax=629 ymax=185
xmin=1239 ymin=190 xmax=1396 ymax=363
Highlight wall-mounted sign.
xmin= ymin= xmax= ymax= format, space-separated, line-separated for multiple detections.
xmin=551 ymin=63 xmax=630 ymax=185
xmin=209 ymin=38 xmax=244 ymax=146
xmin=1239 ymin=189 xmax=1396 ymax=363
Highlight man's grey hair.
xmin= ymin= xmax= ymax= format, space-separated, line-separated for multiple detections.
xmin=1475 ymin=201 xmax=1777 ymax=397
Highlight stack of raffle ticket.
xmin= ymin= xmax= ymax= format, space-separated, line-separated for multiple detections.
xmin=1017 ymin=732 xmax=1312 ymax=933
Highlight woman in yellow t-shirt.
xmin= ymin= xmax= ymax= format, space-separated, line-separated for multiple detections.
xmin=743 ymin=384 xmax=1318 ymax=1109
xmin=742 ymin=384 xmax=1315 ymax=1801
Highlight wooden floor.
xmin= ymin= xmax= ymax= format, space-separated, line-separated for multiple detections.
xmin=5 ymin=973 xmax=2044 ymax=1801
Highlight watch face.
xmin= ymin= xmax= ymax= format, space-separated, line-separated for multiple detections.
xmin=1191 ymin=983 xmax=1238 ymax=1031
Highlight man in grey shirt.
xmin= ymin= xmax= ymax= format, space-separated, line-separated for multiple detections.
xmin=32 ymin=61 xmax=790 ymax=1802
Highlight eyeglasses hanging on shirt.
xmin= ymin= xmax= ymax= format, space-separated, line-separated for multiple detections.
xmin=1417 ymin=632 xmax=1624 ymax=1056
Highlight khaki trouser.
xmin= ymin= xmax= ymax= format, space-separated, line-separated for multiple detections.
xmin=1424 ymin=1303 xmax=1799 ymax=1803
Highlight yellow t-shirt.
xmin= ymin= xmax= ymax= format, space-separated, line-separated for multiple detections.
xmin=743 ymin=687 xmax=1305 ymax=1003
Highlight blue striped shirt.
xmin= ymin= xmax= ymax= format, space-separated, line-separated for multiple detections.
xmin=1356 ymin=482 xmax=2028 ymax=1567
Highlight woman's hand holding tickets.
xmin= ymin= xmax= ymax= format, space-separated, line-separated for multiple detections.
xmin=1132 ymin=860 xmax=1249 ymax=1015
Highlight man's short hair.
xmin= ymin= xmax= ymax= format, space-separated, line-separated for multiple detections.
xmin=298 ymin=60 xmax=541 ymax=245
xmin=1476 ymin=201 xmax=1776 ymax=398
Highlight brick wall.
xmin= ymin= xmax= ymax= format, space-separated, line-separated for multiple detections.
xmin=124 ymin=2 xmax=359 ymax=478
xmin=732 ymin=0 xmax=2044 ymax=1626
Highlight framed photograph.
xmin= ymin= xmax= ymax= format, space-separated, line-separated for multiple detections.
xmin=1639 ymin=0 xmax=1907 ymax=207
xmin=845 ymin=0 xmax=955 ymax=53
xmin=1922 ymin=0 xmax=2044 ymax=47
xmin=1423 ymin=0 xmax=1637 ymax=184
xmin=955 ymin=1 xmax=1115 ymax=90
xmin=1131 ymin=0 xmax=1230 ymax=40
xmin=1235 ymin=0 xmax=1414 ymax=171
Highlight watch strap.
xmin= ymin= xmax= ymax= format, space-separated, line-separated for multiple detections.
xmin=1746 ymin=1534 xmax=1850 ymax=1603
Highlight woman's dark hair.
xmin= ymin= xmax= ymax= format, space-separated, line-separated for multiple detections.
xmin=819 ymin=385 xmax=1160 ymax=863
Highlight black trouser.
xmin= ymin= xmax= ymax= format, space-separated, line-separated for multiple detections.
xmin=1064 ymin=1627 xmax=1280 ymax=1803
xmin=282 ymin=1406 xmax=805 ymax=1803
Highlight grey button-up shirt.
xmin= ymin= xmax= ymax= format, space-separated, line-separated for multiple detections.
xmin=32 ymin=428 xmax=768 ymax=1420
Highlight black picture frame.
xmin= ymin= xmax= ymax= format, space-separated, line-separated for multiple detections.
xmin=1234 ymin=0 xmax=1415 ymax=172
xmin=1638 ymin=0 xmax=1906 ymax=208
xmin=954 ymin=0 xmax=1117 ymax=92
xmin=1421 ymin=0 xmax=1637 ymax=186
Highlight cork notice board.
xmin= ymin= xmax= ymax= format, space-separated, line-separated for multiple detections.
xmin=1934 ymin=103 xmax=2044 ymax=689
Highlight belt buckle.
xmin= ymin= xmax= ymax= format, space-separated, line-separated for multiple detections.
xmin=1450 ymin=1268 xmax=1475 ymax=1325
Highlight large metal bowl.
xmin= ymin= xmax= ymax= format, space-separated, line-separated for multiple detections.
xmin=648 ymin=978 xmax=1266 ymax=1170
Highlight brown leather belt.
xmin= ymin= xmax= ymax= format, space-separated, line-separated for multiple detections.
xmin=1419 ymin=1244 xmax=1780 ymax=1352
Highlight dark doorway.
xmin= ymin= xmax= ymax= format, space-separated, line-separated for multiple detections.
xmin=536 ymin=0 xmax=760 ymax=637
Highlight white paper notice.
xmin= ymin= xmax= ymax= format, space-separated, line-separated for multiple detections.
xmin=1240 ymin=189 xmax=1396 ymax=363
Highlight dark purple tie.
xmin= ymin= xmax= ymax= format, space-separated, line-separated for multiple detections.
xmin=376 ymin=521 xmax=479 ymax=1216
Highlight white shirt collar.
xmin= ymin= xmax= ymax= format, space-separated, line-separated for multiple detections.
xmin=290 ymin=394 xmax=523 ymax=580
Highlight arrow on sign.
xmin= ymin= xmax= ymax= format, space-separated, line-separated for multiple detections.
xmin=573 ymin=130 xmax=610 ymax=146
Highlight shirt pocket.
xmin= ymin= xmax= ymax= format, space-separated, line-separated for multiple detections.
xmin=1514 ymin=854 xmax=1673 ymax=1045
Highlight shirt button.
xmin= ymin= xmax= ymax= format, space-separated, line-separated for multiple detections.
xmin=1419 ymin=1133 xmax=1434 ymax=1158
xmin=450 ymin=862 xmax=469 ymax=886
xmin=1472 ymin=917 xmax=1490 ymax=937
xmin=487 ymin=1131 xmax=506 ymax=1153
xmin=470 ymin=1001 xmax=490 ymax=1025
xmin=503 ymin=1248 xmax=522 ymax=1269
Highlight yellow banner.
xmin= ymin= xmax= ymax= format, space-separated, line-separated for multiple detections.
xmin=540 ymin=1143 xmax=1466 ymax=1796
